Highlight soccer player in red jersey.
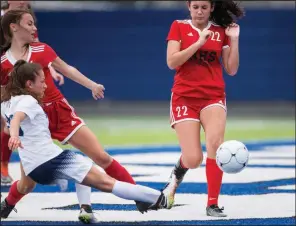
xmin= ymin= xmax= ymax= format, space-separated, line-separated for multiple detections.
xmin=1 ymin=1 xmax=64 ymax=187
xmin=0 ymin=9 xmax=145 ymax=222
xmin=161 ymin=1 xmax=244 ymax=217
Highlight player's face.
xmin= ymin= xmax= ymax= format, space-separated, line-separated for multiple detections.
xmin=28 ymin=70 xmax=47 ymax=98
xmin=8 ymin=1 xmax=30 ymax=10
xmin=188 ymin=1 xmax=213 ymax=26
xmin=12 ymin=13 xmax=37 ymax=43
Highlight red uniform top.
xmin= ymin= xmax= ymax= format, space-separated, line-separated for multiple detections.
xmin=1 ymin=42 xmax=64 ymax=103
xmin=167 ymin=20 xmax=230 ymax=99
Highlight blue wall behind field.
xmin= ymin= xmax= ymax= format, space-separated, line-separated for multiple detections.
xmin=35 ymin=9 xmax=295 ymax=101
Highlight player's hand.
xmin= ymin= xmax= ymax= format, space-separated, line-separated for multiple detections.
xmin=52 ymin=72 xmax=65 ymax=86
xmin=8 ymin=136 xmax=23 ymax=150
xmin=91 ymin=83 xmax=105 ymax=100
xmin=198 ymin=29 xmax=213 ymax=46
xmin=225 ymin=23 xmax=240 ymax=39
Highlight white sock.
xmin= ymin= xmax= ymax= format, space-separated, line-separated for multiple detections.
xmin=75 ymin=183 xmax=91 ymax=206
xmin=112 ymin=181 xmax=161 ymax=204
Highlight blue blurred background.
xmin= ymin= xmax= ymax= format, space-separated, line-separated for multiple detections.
xmin=33 ymin=1 xmax=295 ymax=104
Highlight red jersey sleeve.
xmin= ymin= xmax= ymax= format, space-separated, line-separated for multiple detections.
xmin=41 ymin=44 xmax=58 ymax=68
xmin=167 ymin=20 xmax=181 ymax=42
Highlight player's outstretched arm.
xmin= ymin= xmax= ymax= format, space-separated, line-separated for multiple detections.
xmin=51 ymin=57 xmax=105 ymax=100
xmin=222 ymin=23 xmax=240 ymax=76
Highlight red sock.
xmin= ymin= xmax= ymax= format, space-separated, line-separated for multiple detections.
xmin=206 ymin=158 xmax=223 ymax=207
xmin=104 ymin=159 xmax=135 ymax=184
xmin=1 ymin=132 xmax=12 ymax=176
xmin=1 ymin=132 xmax=12 ymax=162
xmin=6 ymin=181 xmax=26 ymax=206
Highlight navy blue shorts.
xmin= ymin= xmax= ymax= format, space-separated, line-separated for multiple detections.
xmin=28 ymin=150 xmax=92 ymax=185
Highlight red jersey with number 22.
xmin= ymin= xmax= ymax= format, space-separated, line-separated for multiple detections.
xmin=167 ymin=20 xmax=230 ymax=99
xmin=1 ymin=42 xmax=64 ymax=103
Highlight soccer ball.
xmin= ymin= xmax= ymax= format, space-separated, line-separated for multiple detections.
xmin=216 ymin=140 xmax=249 ymax=174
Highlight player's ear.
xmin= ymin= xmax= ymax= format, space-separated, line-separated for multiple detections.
xmin=10 ymin=23 xmax=18 ymax=32
xmin=26 ymin=80 xmax=33 ymax=89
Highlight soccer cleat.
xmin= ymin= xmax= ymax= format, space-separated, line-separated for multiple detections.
xmin=1 ymin=174 xmax=13 ymax=186
xmin=0 ymin=199 xmax=17 ymax=219
xmin=161 ymin=166 xmax=187 ymax=209
xmin=135 ymin=192 xmax=171 ymax=214
xmin=206 ymin=204 xmax=227 ymax=217
xmin=78 ymin=205 xmax=98 ymax=224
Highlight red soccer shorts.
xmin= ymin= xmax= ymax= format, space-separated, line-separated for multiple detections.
xmin=170 ymin=92 xmax=227 ymax=128
xmin=43 ymin=98 xmax=85 ymax=144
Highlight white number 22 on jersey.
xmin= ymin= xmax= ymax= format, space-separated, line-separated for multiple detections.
xmin=211 ymin=32 xmax=221 ymax=42
xmin=176 ymin=106 xmax=188 ymax=117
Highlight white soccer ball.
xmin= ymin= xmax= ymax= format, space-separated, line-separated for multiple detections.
xmin=216 ymin=140 xmax=249 ymax=174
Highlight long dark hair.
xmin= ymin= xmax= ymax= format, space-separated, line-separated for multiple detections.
xmin=0 ymin=9 xmax=33 ymax=55
xmin=1 ymin=60 xmax=43 ymax=103
xmin=188 ymin=0 xmax=245 ymax=28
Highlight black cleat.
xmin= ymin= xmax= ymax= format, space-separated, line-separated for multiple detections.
xmin=135 ymin=192 xmax=170 ymax=214
xmin=1 ymin=199 xmax=17 ymax=219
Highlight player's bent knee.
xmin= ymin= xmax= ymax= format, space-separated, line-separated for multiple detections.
xmin=183 ymin=153 xmax=203 ymax=169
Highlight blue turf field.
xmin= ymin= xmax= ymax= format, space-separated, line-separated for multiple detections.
xmin=1 ymin=140 xmax=295 ymax=225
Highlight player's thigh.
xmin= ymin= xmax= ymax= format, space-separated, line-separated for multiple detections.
xmin=200 ymin=102 xmax=227 ymax=158
xmin=45 ymin=99 xmax=112 ymax=168
xmin=68 ymin=126 xmax=112 ymax=169
xmin=174 ymin=121 xmax=203 ymax=169
xmin=170 ymin=93 xmax=203 ymax=168
xmin=18 ymin=163 xmax=36 ymax=194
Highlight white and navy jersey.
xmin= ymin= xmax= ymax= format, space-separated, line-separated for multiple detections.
xmin=1 ymin=95 xmax=63 ymax=175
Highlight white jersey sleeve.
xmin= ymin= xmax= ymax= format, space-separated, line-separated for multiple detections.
xmin=15 ymin=96 xmax=40 ymax=120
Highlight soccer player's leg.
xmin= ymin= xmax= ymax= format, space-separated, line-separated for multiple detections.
xmin=53 ymin=99 xmax=136 ymax=184
xmin=162 ymin=93 xmax=203 ymax=209
xmin=1 ymin=125 xmax=13 ymax=186
xmin=78 ymin=155 xmax=170 ymax=212
xmin=1 ymin=163 xmax=36 ymax=219
xmin=43 ymin=100 xmax=97 ymax=224
xmin=200 ymin=100 xmax=227 ymax=217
